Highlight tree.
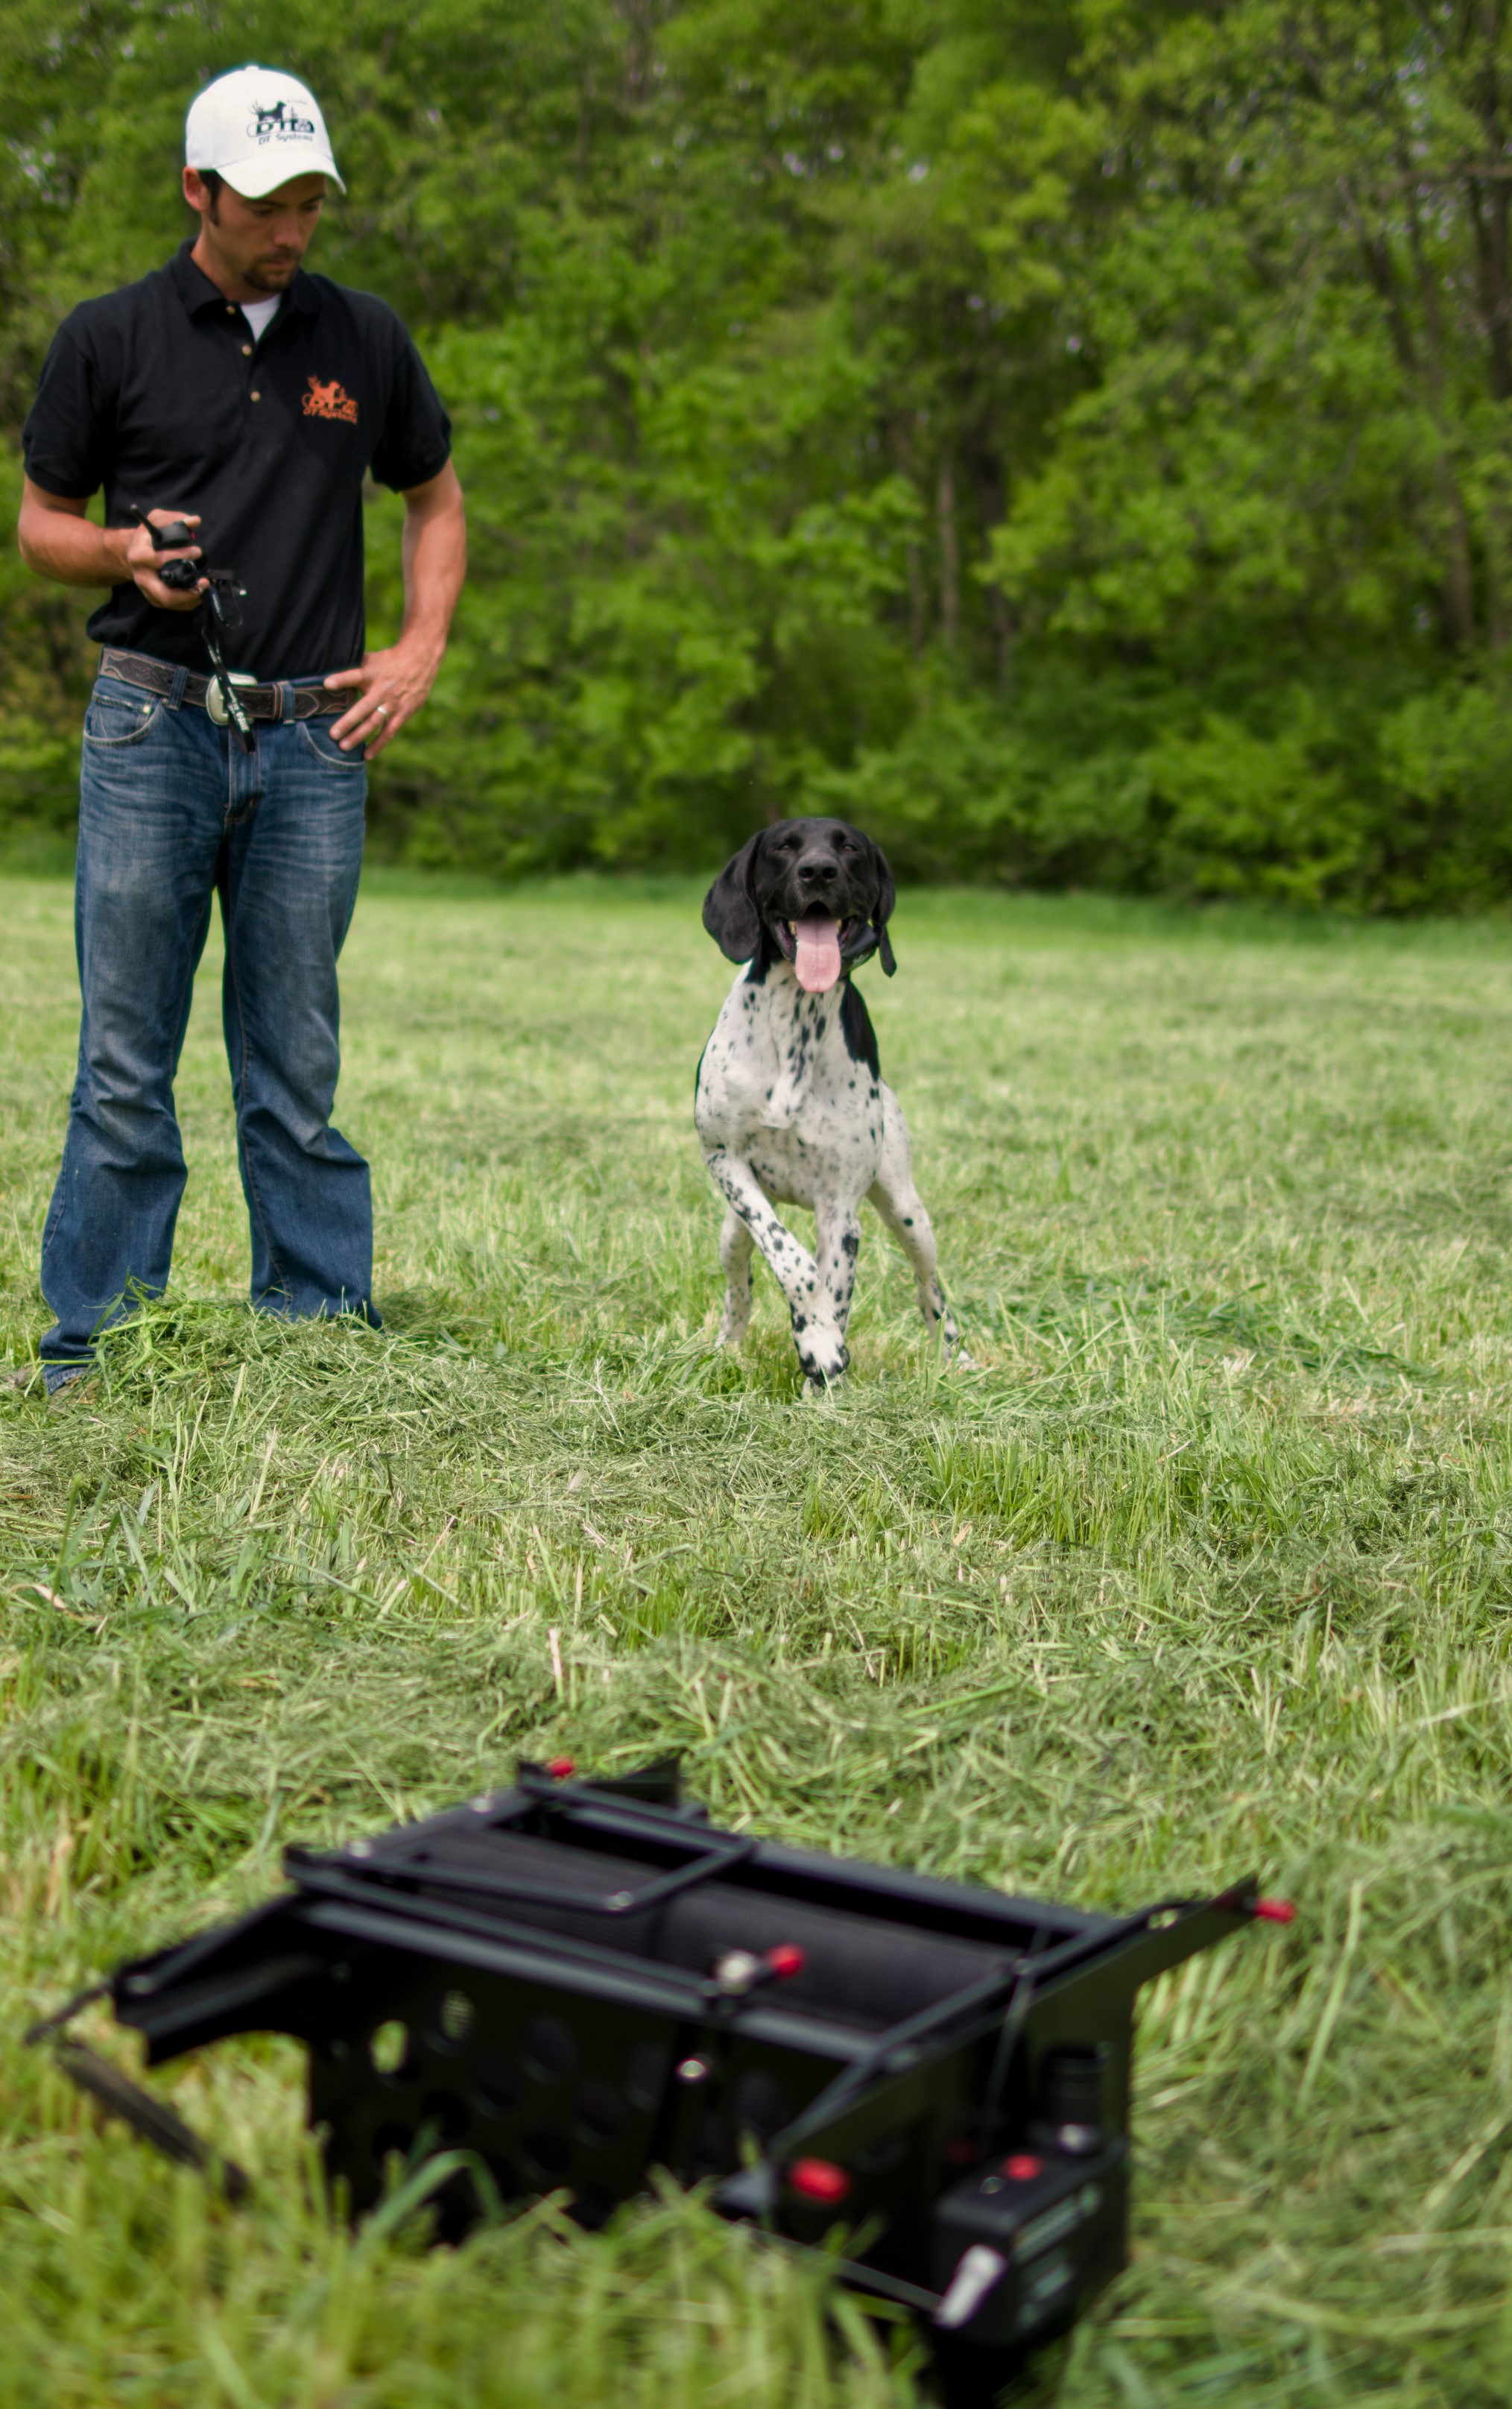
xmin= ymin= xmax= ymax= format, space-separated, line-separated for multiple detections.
xmin=4 ymin=0 xmax=1512 ymax=903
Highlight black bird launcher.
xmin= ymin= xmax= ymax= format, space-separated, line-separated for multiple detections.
xmin=36 ymin=1760 xmax=1291 ymax=2400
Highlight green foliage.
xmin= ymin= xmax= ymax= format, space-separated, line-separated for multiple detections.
xmin=6 ymin=0 xmax=1512 ymax=899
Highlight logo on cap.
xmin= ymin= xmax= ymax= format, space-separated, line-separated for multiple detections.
xmin=303 ymin=376 xmax=358 ymax=424
xmin=248 ymin=98 xmax=317 ymax=142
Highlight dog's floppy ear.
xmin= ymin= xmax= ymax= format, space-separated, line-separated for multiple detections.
xmin=868 ymin=836 xmax=897 ymax=975
xmin=703 ymin=833 xmax=766 ymax=962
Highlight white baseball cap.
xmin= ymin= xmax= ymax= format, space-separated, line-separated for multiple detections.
xmin=186 ymin=66 xmax=345 ymax=199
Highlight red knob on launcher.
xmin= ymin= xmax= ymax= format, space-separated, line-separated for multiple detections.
xmin=547 ymin=1757 xmax=576 ymax=1780
xmin=765 ymin=1945 xmax=806 ymax=1979
xmin=788 ymin=2159 xmax=851 ymax=2204
xmin=1253 ymin=1898 xmax=1295 ymax=1924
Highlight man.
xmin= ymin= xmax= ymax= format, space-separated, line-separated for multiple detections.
xmin=16 ymin=64 xmax=466 ymax=1390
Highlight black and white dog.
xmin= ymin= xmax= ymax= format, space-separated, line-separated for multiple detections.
xmin=695 ymin=818 xmax=958 ymax=1391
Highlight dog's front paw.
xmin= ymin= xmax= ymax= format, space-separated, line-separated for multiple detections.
xmin=794 ymin=1317 xmax=849 ymax=1389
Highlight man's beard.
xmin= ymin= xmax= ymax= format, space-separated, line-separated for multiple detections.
xmin=244 ymin=259 xmax=299 ymax=291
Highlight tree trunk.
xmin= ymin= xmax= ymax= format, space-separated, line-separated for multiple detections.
xmin=937 ymin=451 xmax=959 ymax=649
xmin=907 ymin=545 xmax=926 ymax=656
xmin=987 ymin=584 xmax=1016 ymax=694
xmin=1470 ymin=0 xmax=1512 ymax=397
xmin=1371 ymin=2 xmax=1479 ymax=643
xmin=1402 ymin=201 xmax=1477 ymax=641
xmin=965 ymin=441 xmax=1012 ymax=689
xmin=616 ymin=0 xmax=662 ymax=106
xmin=1468 ymin=1 xmax=1512 ymax=643
xmin=1470 ymin=180 xmax=1512 ymax=400
xmin=891 ymin=414 xmax=928 ymax=655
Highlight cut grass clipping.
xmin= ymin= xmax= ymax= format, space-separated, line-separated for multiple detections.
xmin=5 ymin=874 xmax=1512 ymax=2405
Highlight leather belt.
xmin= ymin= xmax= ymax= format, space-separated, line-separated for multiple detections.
xmin=99 ymin=648 xmax=344 ymax=722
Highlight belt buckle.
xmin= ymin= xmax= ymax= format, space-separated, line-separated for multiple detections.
xmin=206 ymin=672 xmax=257 ymax=727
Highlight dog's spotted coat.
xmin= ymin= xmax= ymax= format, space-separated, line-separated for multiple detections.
xmin=695 ymin=818 xmax=958 ymax=1390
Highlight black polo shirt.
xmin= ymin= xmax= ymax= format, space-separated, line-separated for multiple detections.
xmin=22 ymin=242 xmax=452 ymax=681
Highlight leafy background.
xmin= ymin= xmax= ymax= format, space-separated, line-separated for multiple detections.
xmin=5 ymin=0 xmax=1512 ymax=904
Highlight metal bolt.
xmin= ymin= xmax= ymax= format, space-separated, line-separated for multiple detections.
xmin=714 ymin=1948 xmax=763 ymax=1995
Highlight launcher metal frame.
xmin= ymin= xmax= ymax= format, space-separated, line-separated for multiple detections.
xmin=79 ymin=1761 xmax=1273 ymax=2399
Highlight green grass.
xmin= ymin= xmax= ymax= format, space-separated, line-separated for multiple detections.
xmin=5 ymin=873 xmax=1512 ymax=2405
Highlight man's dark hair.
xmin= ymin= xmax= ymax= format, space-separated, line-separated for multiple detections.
xmin=198 ymin=168 xmax=223 ymax=218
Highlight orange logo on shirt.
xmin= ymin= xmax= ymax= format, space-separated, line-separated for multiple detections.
xmin=303 ymin=376 xmax=358 ymax=423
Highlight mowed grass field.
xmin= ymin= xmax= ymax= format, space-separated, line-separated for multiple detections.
xmin=5 ymin=872 xmax=1512 ymax=2408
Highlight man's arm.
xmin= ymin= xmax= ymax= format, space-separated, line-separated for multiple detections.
xmin=17 ymin=479 xmax=206 ymax=613
xmin=324 ymin=462 xmax=466 ymax=757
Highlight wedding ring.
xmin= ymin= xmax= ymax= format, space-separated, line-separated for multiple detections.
xmin=373 ymin=703 xmax=390 ymax=722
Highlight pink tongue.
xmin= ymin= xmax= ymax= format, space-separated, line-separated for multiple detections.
xmin=794 ymin=916 xmax=843 ymax=994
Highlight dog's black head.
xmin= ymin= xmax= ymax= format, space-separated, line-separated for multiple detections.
xmin=702 ymin=818 xmax=896 ymax=991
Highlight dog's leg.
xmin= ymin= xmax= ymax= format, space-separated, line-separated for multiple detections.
xmin=868 ymin=1097 xmax=961 ymax=1357
xmin=717 ymin=1204 xmax=756 ymax=1348
xmin=703 ymin=1149 xmax=848 ymax=1387
xmin=814 ymin=1190 xmax=863 ymax=1349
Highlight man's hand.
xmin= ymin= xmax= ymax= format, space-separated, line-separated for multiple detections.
xmin=323 ymin=637 xmax=443 ymax=758
xmin=323 ymin=462 xmax=465 ymax=757
xmin=121 ymin=509 xmax=206 ymax=612
xmin=18 ymin=479 xmax=206 ymax=600
xmin=19 ymin=480 xmax=207 ymax=603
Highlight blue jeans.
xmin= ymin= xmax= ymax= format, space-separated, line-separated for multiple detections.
xmin=39 ymin=668 xmax=377 ymax=1382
